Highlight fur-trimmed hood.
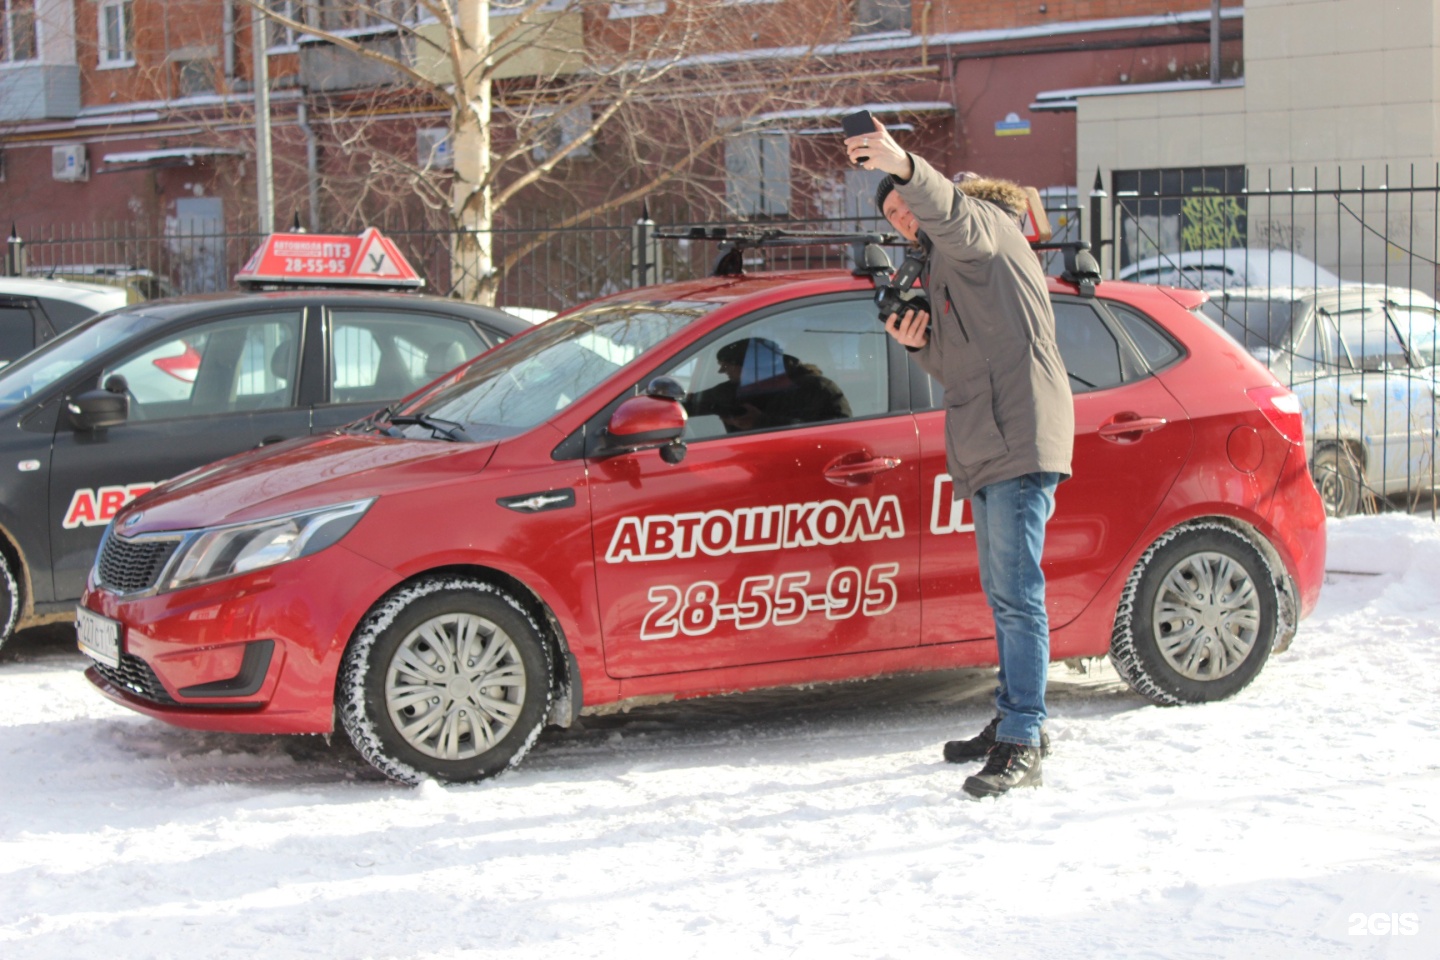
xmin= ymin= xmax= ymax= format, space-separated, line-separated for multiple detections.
xmin=956 ymin=177 xmax=1029 ymax=219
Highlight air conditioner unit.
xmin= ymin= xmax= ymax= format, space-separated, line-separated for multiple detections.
xmin=52 ymin=145 xmax=89 ymax=182
xmin=417 ymin=128 xmax=453 ymax=171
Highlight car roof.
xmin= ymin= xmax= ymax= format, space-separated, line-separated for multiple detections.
xmin=0 ymin=276 xmax=132 ymax=308
xmin=118 ymin=288 xmax=532 ymax=335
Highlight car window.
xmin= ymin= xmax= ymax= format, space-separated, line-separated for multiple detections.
xmin=396 ymin=300 xmax=707 ymax=443
xmin=1104 ymin=302 xmax=1182 ymax=370
xmin=328 ymin=310 xmax=487 ymax=406
xmin=1387 ymin=306 xmax=1440 ymax=368
xmin=1327 ymin=307 xmax=1409 ymax=372
xmin=0 ymin=305 xmax=35 ymax=364
xmin=658 ymin=297 xmax=883 ymax=441
xmin=103 ymin=311 xmax=301 ymax=420
xmin=36 ymin=296 xmax=99 ymax=332
xmin=1199 ymin=297 xmax=1297 ymax=355
xmin=1054 ymin=300 xmax=1125 ymax=393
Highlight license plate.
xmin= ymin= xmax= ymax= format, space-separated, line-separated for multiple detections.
xmin=76 ymin=607 xmax=122 ymax=669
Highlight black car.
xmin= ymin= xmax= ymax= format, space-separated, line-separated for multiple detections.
xmin=0 ymin=288 xmax=527 ymax=650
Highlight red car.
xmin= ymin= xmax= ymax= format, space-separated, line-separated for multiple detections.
xmin=78 ymin=244 xmax=1326 ymax=783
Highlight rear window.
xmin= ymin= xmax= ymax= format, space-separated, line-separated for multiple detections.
xmin=1105 ymin=302 xmax=1183 ymax=370
xmin=1199 ymin=297 xmax=1297 ymax=353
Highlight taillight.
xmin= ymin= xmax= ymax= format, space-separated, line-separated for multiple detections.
xmin=1246 ymin=385 xmax=1305 ymax=445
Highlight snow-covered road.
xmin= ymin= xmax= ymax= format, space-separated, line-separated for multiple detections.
xmin=2 ymin=516 xmax=1437 ymax=959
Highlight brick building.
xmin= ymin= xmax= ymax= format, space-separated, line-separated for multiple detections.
xmin=0 ymin=1 xmax=1241 ymax=295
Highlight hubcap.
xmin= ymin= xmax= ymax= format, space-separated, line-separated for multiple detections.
xmin=384 ymin=612 xmax=527 ymax=761
xmin=1152 ymin=551 xmax=1261 ymax=681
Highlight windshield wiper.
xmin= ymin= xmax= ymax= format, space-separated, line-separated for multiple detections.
xmin=381 ymin=411 xmax=472 ymax=442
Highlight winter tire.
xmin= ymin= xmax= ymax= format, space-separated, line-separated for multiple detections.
xmin=1311 ymin=444 xmax=1364 ymax=518
xmin=1109 ymin=523 xmax=1279 ymax=706
xmin=0 ymin=554 xmax=18 ymax=656
xmin=339 ymin=576 xmax=552 ymax=784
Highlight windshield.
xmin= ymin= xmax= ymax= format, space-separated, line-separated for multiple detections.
xmin=0 ymin=309 xmax=165 ymax=408
xmin=1199 ymin=297 xmax=1297 ymax=354
xmin=385 ymin=300 xmax=711 ymax=441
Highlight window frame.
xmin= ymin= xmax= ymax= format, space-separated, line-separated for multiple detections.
xmin=97 ymin=0 xmax=136 ymax=68
xmin=1 ymin=0 xmax=39 ymax=64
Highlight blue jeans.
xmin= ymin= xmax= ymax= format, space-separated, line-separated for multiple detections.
xmin=970 ymin=472 xmax=1061 ymax=749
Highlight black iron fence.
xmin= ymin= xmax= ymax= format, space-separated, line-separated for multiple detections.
xmin=7 ymin=172 xmax=1436 ymax=517
xmin=1108 ymin=166 xmax=1440 ymax=518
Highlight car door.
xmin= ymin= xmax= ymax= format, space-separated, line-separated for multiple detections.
xmin=1325 ymin=302 xmax=1425 ymax=494
xmin=309 ymin=306 xmax=499 ymax=432
xmin=589 ymin=294 xmax=921 ymax=678
xmin=47 ymin=307 xmax=310 ymax=602
xmin=914 ymin=296 xmax=1193 ymax=645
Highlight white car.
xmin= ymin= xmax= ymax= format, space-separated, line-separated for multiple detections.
xmin=0 ymin=277 xmax=130 ymax=366
xmin=1118 ymin=248 xmax=1345 ymax=290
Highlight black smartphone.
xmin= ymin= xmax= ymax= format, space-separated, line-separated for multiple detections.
xmin=841 ymin=109 xmax=877 ymax=164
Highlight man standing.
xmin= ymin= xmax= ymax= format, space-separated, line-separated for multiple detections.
xmin=846 ymin=122 xmax=1074 ymax=799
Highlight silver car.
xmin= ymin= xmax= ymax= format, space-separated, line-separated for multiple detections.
xmin=1199 ymin=285 xmax=1440 ymax=516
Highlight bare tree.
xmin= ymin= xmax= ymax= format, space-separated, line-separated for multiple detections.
xmin=245 ymin=0 xmax=903 ymax=303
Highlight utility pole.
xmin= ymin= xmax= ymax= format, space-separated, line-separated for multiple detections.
xmin=251 ymin=3 xmax=275 ymax=234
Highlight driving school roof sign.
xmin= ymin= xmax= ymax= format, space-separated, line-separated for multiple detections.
xmin=235 ymin=227 xmax=424 ymax=288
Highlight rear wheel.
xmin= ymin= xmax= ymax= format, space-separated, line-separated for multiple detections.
xmin=1110 ymin=524 xmax=1278 ymax=705
xmin=1312 ymin=444 xmax=1364 ymax=518
xmin=339 ymin=576 xmax=552 ymax=784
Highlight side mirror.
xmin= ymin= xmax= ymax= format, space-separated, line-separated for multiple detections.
xmin=600 ymin=379 xmax=688 ymax=463
xmin=67 ymin=375 xmax=129 ymax=432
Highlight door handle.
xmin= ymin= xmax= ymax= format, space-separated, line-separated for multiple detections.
xmin=823 ymin=456 xmax=902 ymax=486
xmin=1349 ymin=391 xmax=1369 ymax=405
xmin=1098 ymin=416 xmax=1168 ymax=443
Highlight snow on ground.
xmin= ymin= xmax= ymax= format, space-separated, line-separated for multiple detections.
xmin=2 ymin=516 xmax=1438 ymax=959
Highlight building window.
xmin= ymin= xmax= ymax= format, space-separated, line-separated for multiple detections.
xmin=726 ymin=131 xmax=791 ymax=218
xmin=316 ymin=0 xmax=420 ymax=35
xmin=98 ymin=0 xmax=135 ymax=66
xmin=266 ymin=0 xmax=306 ymax=51
xmin=852 ymin=0 xmax=910 ymax=36
xmin=176 ymin=58 xmax=217 ymax=95
xmin=1 ymin=0 xmax=38 ymax=63
xmin=1112 ymin=166 xmax=1247 ymax=271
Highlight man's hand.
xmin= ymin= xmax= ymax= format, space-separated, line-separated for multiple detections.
xmin=722 ymin=403 xmax=765 ymax=432
xmin=844 ymin=119 xmax=913 ymax=180
xmin=884 ymin=308 xmax=930 ymax=348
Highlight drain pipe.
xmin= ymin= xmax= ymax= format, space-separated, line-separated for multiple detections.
xmin=297 ymin=102 xmax=321 ymax=232
xmin=1209 ymin=0 xmax=1221 ymax=82
xmin=223 ymin=0 xmax=236 ymax=86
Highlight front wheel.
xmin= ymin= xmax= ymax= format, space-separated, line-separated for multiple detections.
xmin=338 ymin=576 xmax=552 ymax=784
xmin=0 ymin=554 xmax=19 ymax=656
xmin=1110 ymin=523 xmax=1279 ymax=706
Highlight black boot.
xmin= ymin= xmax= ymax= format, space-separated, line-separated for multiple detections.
xmin=943 ymin=716 xmax=1050 ymax=763
xmin=962 ymin=741 xmax=1043 ymax=798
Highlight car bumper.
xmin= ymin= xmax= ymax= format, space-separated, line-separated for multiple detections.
xmin=80 ymin=544 xmax=397 ymax=734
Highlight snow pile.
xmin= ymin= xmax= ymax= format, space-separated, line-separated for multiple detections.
xmin=1 ymin=517 xmax=1437 ymax=959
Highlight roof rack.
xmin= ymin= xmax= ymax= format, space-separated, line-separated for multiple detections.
xmin=653 ymin=227 xmax=901 ymax=278
xmin=1032 ymin=241 xmax=1102 ymax=297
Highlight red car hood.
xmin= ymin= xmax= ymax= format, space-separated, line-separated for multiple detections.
xmin=117 ymin=433 xmax=498 ymax=535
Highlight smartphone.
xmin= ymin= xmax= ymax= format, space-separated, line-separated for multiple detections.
xmin=841 ymin=109 xmax=877 ymax=164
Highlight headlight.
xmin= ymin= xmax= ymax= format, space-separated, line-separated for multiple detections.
xmin=165 ymin=499 xmax=374 ymax=591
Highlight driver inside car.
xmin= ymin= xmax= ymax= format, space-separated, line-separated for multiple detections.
xmin=684 ymin=337 xmax=850 ymax=432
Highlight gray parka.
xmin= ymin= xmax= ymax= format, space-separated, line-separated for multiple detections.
xmin=895 ymin=156 xmax=1074 ymax=498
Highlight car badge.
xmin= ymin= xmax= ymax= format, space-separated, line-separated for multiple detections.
xmin=124 ymin=512 xmax=143 ymax=528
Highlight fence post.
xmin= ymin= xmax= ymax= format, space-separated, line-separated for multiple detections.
xmin=631 ymin=202 xmax=657 ymax=288
xmin=5 ymin=225 xmax=24 ymax=277
xmin=1088 ymin=169 xmax=1107 ymax=275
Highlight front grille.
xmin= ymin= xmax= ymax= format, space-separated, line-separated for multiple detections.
xmin=97 ymin=533 xmax=181 ymax=595
xmin=92 ymin=653 xmax=177 ymax=705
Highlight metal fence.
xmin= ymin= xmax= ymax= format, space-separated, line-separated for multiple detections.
xmin=1108 ymin=166 xmax=1440 ymax=518
xmin=9 ymin=173 xmax=1436 ymax=517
